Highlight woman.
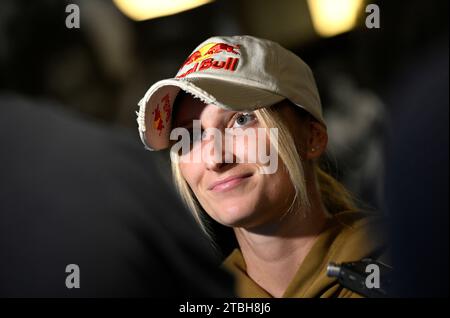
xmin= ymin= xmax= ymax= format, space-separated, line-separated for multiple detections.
xmin=137 ymin=35 xmax=387 ymax=298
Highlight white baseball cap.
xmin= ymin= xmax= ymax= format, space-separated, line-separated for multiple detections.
xmin=137 ymin=35 xmax=325 ymax=151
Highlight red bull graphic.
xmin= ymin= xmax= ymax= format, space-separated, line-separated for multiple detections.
xmin=180 ymin=50 xmax=203 ymax=69
xmin=152 ymin=93 xmax=171 ymax=135
xmin=152 ymin=105 xmax=164 ymax=135
xmin=176 ymin=42 xmax=241 ymax=79
xmin=161 ymin=93 xmax=171 ymax=124
xmin=205 ymin=43 xmax=240 ymax=55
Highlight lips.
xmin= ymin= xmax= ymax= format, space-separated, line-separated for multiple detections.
xmin=208 ymin=173 xmax=253 ymax=192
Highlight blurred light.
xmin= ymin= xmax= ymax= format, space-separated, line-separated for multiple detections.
xmin=307 ymin=0 xmax=364 ymax=37
xmin=113 ymin=0 xmax=214 ymax=21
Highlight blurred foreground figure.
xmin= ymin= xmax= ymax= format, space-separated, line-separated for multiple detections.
xmin=0 ymin=94 xmax=234 ymax=297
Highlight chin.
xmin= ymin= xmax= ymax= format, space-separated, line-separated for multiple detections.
xmin=213 ymin=203 xmax=262 ymax=228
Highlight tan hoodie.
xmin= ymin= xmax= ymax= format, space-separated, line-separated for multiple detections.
xmin=222 ymin=211 xmax=389 ymax=298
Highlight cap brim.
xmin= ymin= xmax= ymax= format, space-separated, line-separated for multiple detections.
xmin=137 ymin=77 xmax=285 ymax=151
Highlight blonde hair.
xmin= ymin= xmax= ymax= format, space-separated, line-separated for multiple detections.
xmin=171 ymin=102 xmax=357 ymax=238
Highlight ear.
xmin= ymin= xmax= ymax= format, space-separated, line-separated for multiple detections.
xmin=305 ymin=119 xmax=328 ymax=160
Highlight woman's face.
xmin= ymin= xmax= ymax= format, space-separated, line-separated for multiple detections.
xmin=173 ymin=94 xmax=302 ymax=229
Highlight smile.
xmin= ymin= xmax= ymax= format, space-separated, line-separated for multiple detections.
xmin=208 ymin=173 xmax=253 ymax=192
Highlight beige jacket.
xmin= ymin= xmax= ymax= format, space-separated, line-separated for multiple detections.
xmin=222 ymin=211 xmax=389 ymax=298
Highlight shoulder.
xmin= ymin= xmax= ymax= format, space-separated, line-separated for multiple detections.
xmin=327 ymin=210 xmax=389 ymax=264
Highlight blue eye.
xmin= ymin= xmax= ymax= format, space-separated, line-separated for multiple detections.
xmin=233 ymin=113 xmax=256 ymax=128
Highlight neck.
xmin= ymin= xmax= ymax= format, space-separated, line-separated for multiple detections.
xmin=233 ymin=189 xmax=329 ymax=297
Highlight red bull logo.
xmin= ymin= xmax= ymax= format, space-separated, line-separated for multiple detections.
xmin=176 ymin=42 xmax=241 ymax=79
xmin=181 ymin=50 xmax=203 ymax=68
xmin=152 ymin=93 xmax=171 ymax=135
xmin=205 ymin=43 xmax=240 ymax=55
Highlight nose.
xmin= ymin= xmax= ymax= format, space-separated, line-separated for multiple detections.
xmin=203 ymin=130 xmax=234 ymax=171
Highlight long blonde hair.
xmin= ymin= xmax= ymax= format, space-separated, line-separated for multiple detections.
xmin=171 ymin=101 xmax=357 ymax=239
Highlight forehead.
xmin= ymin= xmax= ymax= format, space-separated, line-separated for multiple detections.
xmin=172 ymin=92 xmax=228 ymax=126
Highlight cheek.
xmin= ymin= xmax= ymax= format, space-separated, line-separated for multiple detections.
xmin=264 ymin=161 xmax=295 ymax=204
xmin=232 ymin=134 xmax=252 ymax=162
xmin=231 ymin=127 xmax=271 ymax=163
xmin=179 ymin=161 xmax=202 ymax=190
